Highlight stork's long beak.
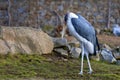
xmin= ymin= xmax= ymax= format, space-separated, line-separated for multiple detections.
xmin=64 ymin=21 xmax=67 ymax=25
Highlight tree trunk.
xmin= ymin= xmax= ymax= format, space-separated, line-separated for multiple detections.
xmin=107 ymin=0 xmax=111 ymax=28
xmin=8 ymin=0 xmax=11 ymax=26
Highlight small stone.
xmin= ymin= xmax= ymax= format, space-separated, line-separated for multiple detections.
xmin=68 ymin=41 xmax=80 ymax=48
xmin=54 ymin=48 xmax=68 ymax=58
xmin=70 ymin=47 xmax=81 ymax=58
xmin=46 ymin=58 xmax=53 ymax=62
xmin=116 ymin=60 xmax=120 ymax=65
xmin=52 ymin=37 xmax=68 ymax=48
xmin=67 ymin=36 xmax=80 ymax=48
xmin=103 ymin=44 xmax=112 ymax=51
xmin=100 ymin=48 xmax=117 ymax=63
xmin=112 ymin=24 xmax=120 ymax=36
xmin=63 ymin=58 xmax=68 ymax=62
xmin=113 ymin=52 xmax=120 ymax=60
xmin=90 ymin=53 xmax=100 ymax=61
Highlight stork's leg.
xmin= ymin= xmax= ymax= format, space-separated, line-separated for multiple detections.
xmin=79 ymin=44 xmax=84 ymax=75
xmin=85 ymin=53 xmax=93 ymax=74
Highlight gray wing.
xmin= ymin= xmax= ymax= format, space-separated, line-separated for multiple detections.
xmin=71 ymin=17 xmax=99 ymax=54
xmin=71 ymin=18 xmax=95 ymax=42
xmin=76 ymin=14 xmax=91 ymax=26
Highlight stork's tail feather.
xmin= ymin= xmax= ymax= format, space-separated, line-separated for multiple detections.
xmin=95 ymin=29 xmax=100 ymax=51
xmin=96 ymin=37 xmax=100 ymax=51
xmin=93 ymin=36 xmax=100 ymax=55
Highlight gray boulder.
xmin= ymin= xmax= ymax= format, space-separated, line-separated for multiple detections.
xmin=101 ymin=48 xmax=117 ymax=63
xmin=52 ymin=37 xmax=68 ymax=48
xmin=0 ymin=27 xmax=54 ymax=54
xmin=70 ymin=47 xmax=81 ymax=58
xmin=0 ymin=39 xmax=10 ymax=54
xmin=52 ymin=37 xmax=81 ymax=58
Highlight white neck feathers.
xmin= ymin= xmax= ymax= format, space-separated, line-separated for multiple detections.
xmin=68 ymin=12 xmax=78 ymax=19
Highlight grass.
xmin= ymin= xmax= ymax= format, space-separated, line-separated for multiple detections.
xmin=0 ymin=53 xmax=119 ymax=80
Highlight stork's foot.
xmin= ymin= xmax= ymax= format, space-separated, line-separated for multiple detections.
xmin=78 ymin=71 xmax=83 ymax=75
xmin=88 ymin=70 xmax=93 ymax=74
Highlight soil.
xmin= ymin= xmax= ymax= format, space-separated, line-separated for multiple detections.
xmin=66 ymin=34 xmax=120 ymax=48
xmin=98 ymin=34 xmax=120 ymax=48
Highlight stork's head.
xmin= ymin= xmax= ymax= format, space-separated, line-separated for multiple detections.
xmin=64 ymin=12 xmax=78 ymax=25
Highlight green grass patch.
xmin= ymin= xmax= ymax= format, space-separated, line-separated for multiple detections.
xmin=0 ymin=54 xmax=119 ymax=80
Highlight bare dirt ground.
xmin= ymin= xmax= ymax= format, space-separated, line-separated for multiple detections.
xmin=98 ymin=34 xmax=120 ymax=48
xmin=66 ymin=34 xmax=120 ymax=48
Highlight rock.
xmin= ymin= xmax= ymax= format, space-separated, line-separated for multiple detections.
xmin=113 ymin=52 xmax=120 ymax=60
xmin=100 ymin=48 xmax=117 ymax=63
xmin=68 ymin=41 xmax=80 ymax=48
xmin=103 ymin=44 xmax=112 ymax=51
xmin=110 ymin=46 xmax=120 ymax=60
xmin=116 ymin=60 xmax=120 ymax=65
xmin=46 ymin=58 xmax=53 ymax=62
xmin=54 ymin=48 xmax=68 ymax=58
xmin=1 ymin=27 xmax=54 ymax=54
xmin=52 ymin=37 xmax=68 ymax=48
xmin=66 ymin=36 xmax=80 ymax=47
xmin=70 ymin=47 xmax=81 ymax=58
xmin=0 ymin=39 xmax=10 ymax=54
xmin=112 ymin=24 xmax=120 ymax=36
xmin=90 ymin=53 xmax=100 ymax=61
xmin=62 ymin=58 xmax=68 ymax=62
